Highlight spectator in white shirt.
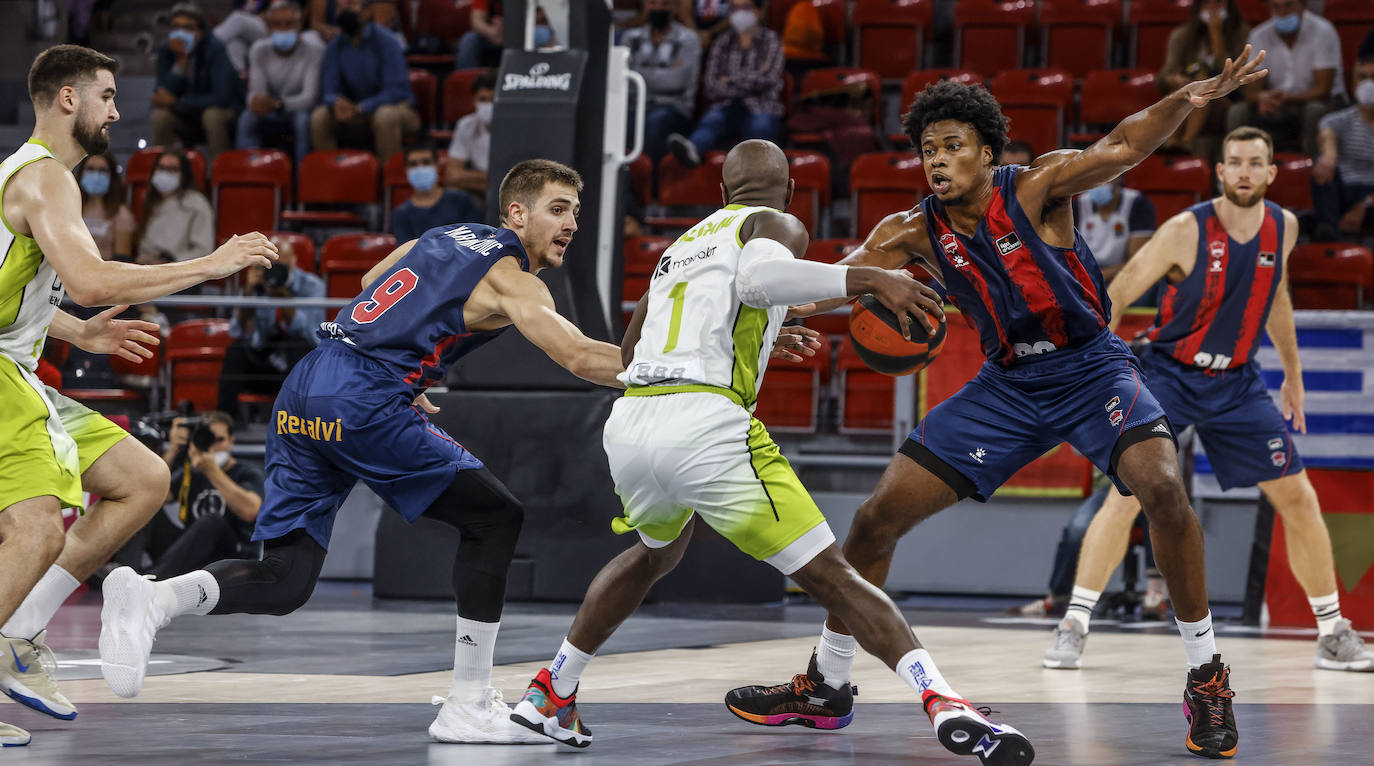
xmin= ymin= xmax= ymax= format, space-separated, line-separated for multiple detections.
xmin=237 ymin=1 xmax=324 ymax=161
xmin=444 ymin=70 xmax=495 ymax=203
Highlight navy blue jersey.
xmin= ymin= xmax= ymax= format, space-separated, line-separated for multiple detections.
xmin=1147 ymin=200 xmax=1286 ymax=371
xmin=318 ymin=223 xmax=529 ymax=393
xmin=921 ymin=165 xmax=1111 ymax=367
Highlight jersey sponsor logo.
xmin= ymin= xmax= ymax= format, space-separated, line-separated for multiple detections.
xmin=656 ymin=245 xmax=716 ymax=277
xmin=1109 ymin=409 xmax=1124 ymax=427
xmin=1271 ymin=451 xmax=1287 ymax=467
xmin=968 ymin=447 xmax=987 ymax=464
xmin=627 ymin=362 xmax=687 ymax=381
xmin=503 ymin=62 xmax=572 ymax=91
xmin=318 ymin=321 xmax=356 ymax=345
xmin=1191 ymin=351 xmax=1232 ymax=370
xmin=1012 ymin=340 xmax=1057 ymax=357
xmin=939 ymin=233 xmax=970 ymax=268
xmin=48 ymin=274 xmax=63 ymax=306
xmin=1105 ymin=395 xmax=1120 ymax=412
xmin=1258 ymin=251 xmax=1276 ymax=268
xmin=444 ymin=225 xmax=505 ymax=255
xmin=995 ymin=232 xmax=1022 ymax=256
xmin=276 ymin=411 xmax=344 ymax=442
xmin=1267 ymin=437 xmax=1283 ymax=450
xmin=1208 ymin=239 xmax=1226 ymax=273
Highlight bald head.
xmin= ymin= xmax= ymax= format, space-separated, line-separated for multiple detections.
xmin=722 ymin=139 xmax=791 ymax=209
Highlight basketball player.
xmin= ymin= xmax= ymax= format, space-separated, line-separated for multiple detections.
xmin=1043 ymin=127 xmax=1374 ymax=673
xmin=509 ymin=140 xmax=1036 ymax=765
xmin=729 ymin=50 xmax=1269 ymax=761
xmin=0 ymin=45 xmax=277 ymax=747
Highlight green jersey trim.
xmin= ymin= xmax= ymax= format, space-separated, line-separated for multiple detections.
xmin=729 ymin=303 xmax=770 ymax=409
xmin=624 ymin=383 xmax=745 ymax=407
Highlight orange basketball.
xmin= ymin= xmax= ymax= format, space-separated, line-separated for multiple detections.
xmin=848 ymin=295 xmax=947 ymax=376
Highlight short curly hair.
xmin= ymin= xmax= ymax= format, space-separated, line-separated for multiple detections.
xmin=901 ymin=81 xmax=1009 ymax=160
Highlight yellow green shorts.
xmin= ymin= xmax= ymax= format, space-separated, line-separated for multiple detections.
xmin=601 ymin=386 xmax=835 ymax=575
xmin=0 ymin=354 xmax=129 ymax=512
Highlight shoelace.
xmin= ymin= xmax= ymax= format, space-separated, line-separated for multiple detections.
xmin=767 ymin=673 xmax=817 ymax=697
xmin=1052 ymin=625 xmax=1083 ymax=651
xmin=1190 ymin=668 xmax=1235 ymax=728
xmin=1332 ymin=626 xmax=1370 ymax=660
xmin=29 ymin=639 xmax=58 ymax=677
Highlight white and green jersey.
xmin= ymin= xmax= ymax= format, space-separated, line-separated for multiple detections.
xmin=0 ymin=140 xmax=64 ymax=372
xmin=619 ymin=204 xmax=786 ymax=410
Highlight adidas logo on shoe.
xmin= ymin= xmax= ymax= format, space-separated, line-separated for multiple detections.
xmin=457 ymin=635 xmax=477 ymax=646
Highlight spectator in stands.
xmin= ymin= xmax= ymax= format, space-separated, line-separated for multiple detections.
xmin=305 ymin=0 xmax=338 ymax=42
xmin=666 ymin=0 xmax=782 ymax=168
xmin=135 ymin=147 xmax=214 ymax=265
xmin=999 ymin=140 xmax=1033 ymax=166
xmin=622 ymin=0 xmax=701 ymax=162
xmin=617 ymin=0 xmax=697 ymax=31
xmin=444 ymin=70 xmax=496 ymax=201
xmin=78 ymin=151 xmax=134 ymax=262
xmin=148 ymin=412 xmax=263 ymax=578
xmin=457 ymin=1 xmax=505 ymax=69
xmin=1074 ymin=177 xmax=1157 ymax=284
xmin=311 ymin=0 xmax=420 ymax=162
xmin=217 ymin=236 xmax=325 ymax=414
xmin=238 ymin=1 xmax=324 ymax=161
xmin=151 ymin=3 xmax=243 ymax=160
xmin=214 ymin=0 xmax=270 ymax=76
xmin=1313 ymin=53 xmax=1374 ymax=240
xmin=1226 ymin=0 xmax=1343 ymax=155
xmin=392 ymin=143 xmax=481 ymax=242
xmin=1159 ymin=0 xmax=1250 ymax=157
xmin=780 ymin=0 xmax=828 ymax=80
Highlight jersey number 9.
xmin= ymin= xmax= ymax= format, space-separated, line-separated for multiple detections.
xmin=352 ymin=268 xmax=419 ymax=324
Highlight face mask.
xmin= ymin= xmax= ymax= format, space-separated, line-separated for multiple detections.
xmin=151 ymin=169 xmax=181 ymax=195
xmin=1198 ymin=8 xmax=1227 ymax=23
xmin=1086 ymin=185 xmax=1115 ymax=206
xmin=336 ymin=10 xmax=362 ymax=37
xmin=81 ymin=170 xmax=111 ymax=196
xmin=169 ymin=28 xmax=197 ymax=52
xmin=648 ymin=10 xmax=671 ymax=30
xmin=1272 ymin=12 xmax=1300 ymax=35
xmin=534 ymin=25 xmax=553 ymax=47
xmin=729 ymin=9 xmax=757 ymax=34
xmin=271 ymin=30 xmax=298 ymax=51
xmin=1357 ymin=79 xmax=1374 ymax=108
xmin=475 ymin=101 xmax=493 ymax=125
xmin=407 ymin=165 xmax=438 ymax=192
xmin=213 ymin=449 xmax=230 ymax=468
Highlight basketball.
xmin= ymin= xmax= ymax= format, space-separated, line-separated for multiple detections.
xmin=848 ymin=294 xmax=947 ymax=376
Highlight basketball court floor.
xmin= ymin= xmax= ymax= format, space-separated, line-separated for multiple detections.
xmin=3 ymin=582 xmax=1369 ymax=764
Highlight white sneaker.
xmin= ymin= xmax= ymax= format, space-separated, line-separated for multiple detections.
xmin=0 ymin=630 xmax=77 ymax=719
xmin=429 ymin=687 xmax=554 ymax=745
xmin=99 ymin=567 xmax=167 ymax=698
xmin=1315 ymin=618 xmax=1374 ymax=672
xmin=1 ymin=721 xmax=30 ymax=747
xmin=1042 ymin=617 xmax=1087 ymax=670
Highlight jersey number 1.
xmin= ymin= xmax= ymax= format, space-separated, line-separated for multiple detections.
xmin=662 ymin=281 xmax=688 ymax=353
xmin=351 ymin=268 xmax=419 ymax=324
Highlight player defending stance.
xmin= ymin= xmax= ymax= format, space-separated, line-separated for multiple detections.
xmin=730 ymin=50 xmax=1268 ymax=761
xmin=0 ymin=45 xmax=277 ymax=747
xmin=1043 ymin=127 xmax=1374 ymax=673
xmin=509 ymin=140 xmax=1036 ymax=765
xmin=99 ymin=160 xmax=627 ymax=744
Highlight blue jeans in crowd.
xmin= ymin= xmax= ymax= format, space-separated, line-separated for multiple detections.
xmin=688 ymin=99 xmax=783 ymax=155
xmin=237 ymin=108 xmax=312 ymax=162
xmin=643 ymin=104 xmax=692 ymax=161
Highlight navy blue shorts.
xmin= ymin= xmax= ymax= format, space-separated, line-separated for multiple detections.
xmin=906 ymin=330 xmax=1172 ymax=501
xmin=1138 ymin=348 xmax=1301 ymax=490
xmin=253 ymin=343 xmax=483 ymax=548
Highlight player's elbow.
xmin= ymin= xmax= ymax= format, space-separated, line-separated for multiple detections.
xmin=65 ymin=277 xmax=110 ymax=307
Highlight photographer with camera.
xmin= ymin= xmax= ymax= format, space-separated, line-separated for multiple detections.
xmin=216 ymin=236 xmax=325 ymax=415
xmin=149 ymin=411 xmax=263 ymax=578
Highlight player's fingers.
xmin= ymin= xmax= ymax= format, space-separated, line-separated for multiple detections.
xmin=906 ymin=302 xmax=935 ymax=335
xmin=127 ymin=329 xmax=160 ymax=346
xmin=97 ymin=304 xmax=130 ymax=321
xmin=123 ymin=339 xmax=154 ymax=359
xmin=249 ymin=255 xmax=274 ymax=269
xmin=916 ymin=284 xmax=945 ymax=320
xmin=896 ymin=307 xmax=912 ymax=340
xmin=1294 ymin=409 xmax=1307 ymax=434
xmin=794 ymin=325 xmax=821 ymax=341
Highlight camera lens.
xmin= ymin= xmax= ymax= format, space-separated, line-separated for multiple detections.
xmin=192 ymin=423 xmax=217 ymax=452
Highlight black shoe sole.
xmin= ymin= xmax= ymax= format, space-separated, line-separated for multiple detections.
xmin=509 ymin=710 xmax=591 ymax=749
xmin=937 ymin=717 xmax=1035 ymax=765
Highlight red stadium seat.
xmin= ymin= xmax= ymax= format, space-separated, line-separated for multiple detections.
xmin=409 ymin=68 xmax=437 ymax=128
xmin=60 ymin=329 xmax=164 ymax=408
xmin=166 ymin=318 xmax=233 ymax=413
xmin=407 ymin=0 xmax=473 ymax=65
xmin=622 ymin=235 xmax=674 ymax=305
xmin=852 ymin=0 xmax=934 ymax=81
xmin=1288 ymin=243 xmax=1374 ymax=310
xmin=837 ymin=337 xmax=894 ymax=432
xmin=754 ymin=333 xmax=832 ymax=433
xmin=1128 ymin=0 xmax=1191 ymax=70
xmin=650 ymin=152 xmax=727 ymax=230
xmin=1124 ymin=154 xmax=1211 ymax=221
xmin=1270 ymin=153 xmax=1314 ymax=214
xmin=1326 ymin=0 xmax=1374 ymax=89
xmin=1234 ymin=0 xmax=1270 ymax=25
xmin=991 ymin=69 xmax=1074 ymax=153
xmin=628 ymin=154 xmax=653 ymax=208
xmin=126 ymin=147 xmax=207 ymax=220
xmin=954 ymin=0 xmax=1036 ymax=78
xmin=281 ymin=150 xmax=379 ymax=229
xmin=441 ymin=68 xmax=486 ymax=127
xmin=211 ymin=149 xmax=292 ymax=243
xmin=770 ymin=0 xmax=846 ymax=45
xmin=1074 ymin=69 xmax=1158 ymax=144
xmin=804 ymin=239 xmax=862 ymax=335
xmin=785 ymin=150 xmax=832 ymax=237
xmin=799 ymin=68 xmax=884 ymax=127
xmin=850 ymin=152 xmax=928 ymax=238
xmin=319 ymin=234 xmax=399 ymax=312
xmin=1039 ymin=0 xmax=1122 ymax=78
xmin=266 ymin=230 xmax=316 ymax=274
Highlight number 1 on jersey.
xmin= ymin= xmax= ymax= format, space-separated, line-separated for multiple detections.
xmin=662 ymin=281 xmax=688 ymax=353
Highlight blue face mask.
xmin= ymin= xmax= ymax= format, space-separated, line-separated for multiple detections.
xmin=407 ymin=165 xmax=438 ymax=192
xmin=80 ymin=170 xmax=111 ymax=196
xmin=1272 ymin=12 xmax=1300 ymax=35
xmin=271 ymin=30 xmax=298 ymax=51
xmin=1086 ymin=185 xmax=1115 ymax=206
xmin=169 ymin=28 xmax=197 ymax=52
xmin=534 ymin=25 xmax=553 ymax=47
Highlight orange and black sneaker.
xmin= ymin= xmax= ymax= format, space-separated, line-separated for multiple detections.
xmin=1183 ymin=654 xmax=1238 ymax=759
xmin=509 ymin=668 xmax=592 ymax=748
xmin=724 ymin=651 xmax=857 ymax=729
xmin=923 ymin=690 xmax=1035 ymax=765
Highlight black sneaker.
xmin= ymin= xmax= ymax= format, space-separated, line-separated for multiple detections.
xmin=667 ymin=133 xmax=701 ymax=169
xmin=724 ymin=651 xmax=856 ymax=729
xmin=1183 ymin=654 xmax=1238 ymax=759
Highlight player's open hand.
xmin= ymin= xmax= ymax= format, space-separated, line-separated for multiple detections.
xmin=77 ymin=305 xmax=161 ymax=363
xmin=770 ymin=325 xmax=822 ymax=363
xmin=1281 ymin=375 xmax=1306 ymax=434
xmin=866 ymin=268 xmax=944 ymax=340
xmin=209 ymin=233 xmax=279 ymax=279
xmin=1185 ymin=44 xmax=1267 ymax=107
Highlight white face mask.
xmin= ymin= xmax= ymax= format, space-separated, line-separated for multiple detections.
xmin=150 ymin=169 xmax=181 ymax=195
xmin=213 ymin=449 xmax=230 ymax=467
xmin=1357 ymin=79 xmax=1374 ymax=108
xmin=475 ymin=101 xmax=493 ymax=125
xmin=729 ymin=8 xmax=757 ymax=34
xmin=1199 ymin=8 xmax=1227 ymax=24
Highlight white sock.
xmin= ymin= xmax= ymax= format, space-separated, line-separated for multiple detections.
xmin=548 ymin=637 xmax=593 ymax=699
xmin=1 ymin=565 xmax=80 ymax=639
xmin=896 ymin=648 xmax=959 ymax=698
xmin=153 ymin=570 xmax=220 ymax=619
xmin=1064 ymin=585 xmax=1100 ymax=633
xmin=450 ymin=616 xmax=500 ymax=702
xmin=816 ymin=625 xmax=858 ymax=690
xmin=1309 ymin=591 xmax=1342 ymax=637
xmin=1176 ymin=612 xmax=1218 ymax=669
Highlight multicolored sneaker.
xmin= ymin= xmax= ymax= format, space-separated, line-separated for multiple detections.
xmin=1314 ymin=618 xmax=1374 ymax=672
xmin=924 ymin=690 xmax=1035 ymax=765
xmin=0 ymin=630 xmax=77 ymax=719
xmin=724 ymin=651 xmax=856 ymax=730
xmin=1183 ymin=654 xmax=1238 ymax=759
xmin=509 ymin=668 xmax=592 ymax=748
xmin=1 ymin=721 xmax=30 ymax=747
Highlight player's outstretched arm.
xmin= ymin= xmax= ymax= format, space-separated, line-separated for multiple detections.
xmin=7 ymin=159 xmax=277 ymax=306
xmin=1104 ymin=211 xmax=1196 ymax=331
xmin=1266 ymin=208 xmax=1305 ymax=433
xmin=1029 ymin=45 xmax=1268 ymax=199
xmin=621 ymin=294 xmax=649 ymax=367
xmin=486 ymin=266 xmax=625 ymax=388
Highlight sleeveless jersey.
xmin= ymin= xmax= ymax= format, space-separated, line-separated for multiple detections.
xmin=318 ymin=223 xmax=529 ymax=392
xmin=0 ymin=140 xmax=66 ymax=372
xmin=921 ymin=165 xmax=1111 ymax=367
xmin=1146 ymin=200 xmax=1286 ymax=371
xmin=619 ymin=205 xmax=787 ymax=409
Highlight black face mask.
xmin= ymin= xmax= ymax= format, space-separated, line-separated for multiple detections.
xmin=336 ymin=10 xmax=361 ymax=37
xmin=648 ymin=10 xmax=671 ymax=30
